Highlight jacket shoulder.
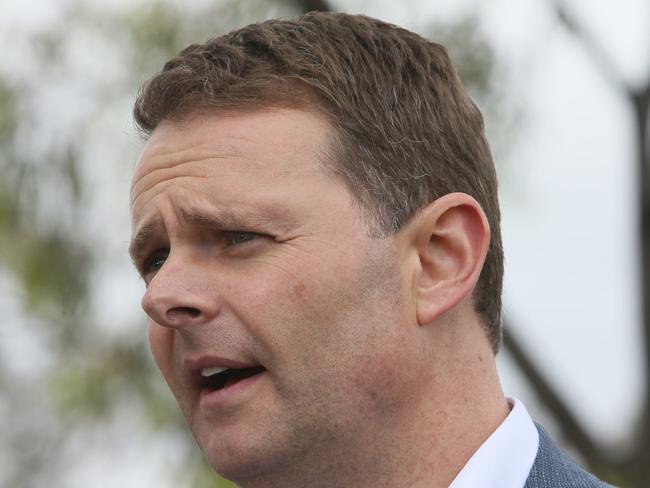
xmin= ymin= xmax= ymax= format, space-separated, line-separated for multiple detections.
xmin=524 ymin=424 xmax=616 ymax=488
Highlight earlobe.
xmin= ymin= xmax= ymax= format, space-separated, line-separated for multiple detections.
xmin=409 ymin=193 xmax=491 ymax=327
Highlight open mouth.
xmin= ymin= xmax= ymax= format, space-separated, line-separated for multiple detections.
xmin=200 ymin=365 xmax=266 ymax=391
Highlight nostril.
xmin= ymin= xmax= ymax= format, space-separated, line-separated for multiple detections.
xmin=166 ymin=306 xmax=201 ymax=321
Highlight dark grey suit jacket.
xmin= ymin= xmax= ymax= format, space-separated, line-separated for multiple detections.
xmin=524 ymin=425 xmax=615 ymax=487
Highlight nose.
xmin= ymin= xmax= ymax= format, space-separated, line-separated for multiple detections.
xmin=141 ymin=259 xmax=220 ymax=328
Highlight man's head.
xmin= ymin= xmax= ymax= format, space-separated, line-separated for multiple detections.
xmin=130 ymin=11 xmax=506 ymax=487
xmin=133 ymin=11 xmax=503 ymax=352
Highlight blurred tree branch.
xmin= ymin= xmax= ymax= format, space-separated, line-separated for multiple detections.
xmin=555 ymin=0 xmax=650 ymax=456
xmin=551 ymin=1 xmax=629 ymax=93
xmin=501 ymin=2 xmax=650 ymax=485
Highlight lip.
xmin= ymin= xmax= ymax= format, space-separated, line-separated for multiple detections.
xmin=184 ymin=355 xmax=267 ymax=409
xmin=185 ymin=355 xmax=261 ymax=378
xmin=199 ymin=369 xmax=266 ymax=409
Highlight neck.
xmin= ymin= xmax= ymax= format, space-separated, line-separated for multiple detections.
xmin=368 ymin=323 xmax=509 ymax=488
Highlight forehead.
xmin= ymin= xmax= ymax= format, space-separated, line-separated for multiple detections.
xmin=128 ymin=108 xmax=358 ymax=242
xmin=132 ymin=108 xmax=334 ymax=190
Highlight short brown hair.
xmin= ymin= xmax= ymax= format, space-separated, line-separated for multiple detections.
xmin=133 ymin=12 xmax=504 ymax=353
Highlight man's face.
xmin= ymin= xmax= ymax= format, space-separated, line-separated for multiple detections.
xmin=130 ymin=108 xmax=426 ymax=482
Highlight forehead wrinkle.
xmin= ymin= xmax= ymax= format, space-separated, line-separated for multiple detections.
xmin=140 ymin=138 xmax=249 ymax=174
xmin=130 ymin=170 xmax=213 ymax=211
xmin=130 ymin=152 xmax=245 ymax=202
xmin=131 ymin=131 xmax=260 ymax=189
xmin=132 ymin=123 xmax=333 ymax=201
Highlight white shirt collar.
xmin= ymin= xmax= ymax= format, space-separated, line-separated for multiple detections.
xmin=448 ymin=398 xmax=539 ymax=488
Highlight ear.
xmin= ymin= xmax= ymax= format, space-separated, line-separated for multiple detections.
xmin=406 ymin=193 xmax=491 ymax=327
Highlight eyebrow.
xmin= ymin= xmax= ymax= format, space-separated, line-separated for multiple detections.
xmin=129 ymin=207 xmax=292 ymax=264
xmin=129 ymin=217 xmax=165 ymax=264
xmin=180 ymin=208 xmax=244 ymax=229
xmin=179 ymin=207 xmax=291 ymax=232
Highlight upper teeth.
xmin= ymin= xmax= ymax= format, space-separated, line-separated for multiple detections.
xmin=201 ymin=366 xmax=228 ymax=377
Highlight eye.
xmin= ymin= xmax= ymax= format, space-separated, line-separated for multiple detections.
xmin=141 ymin=249 xmax=169 ymax=279
xmin=225 ymin=231 xmax=261 ymax=246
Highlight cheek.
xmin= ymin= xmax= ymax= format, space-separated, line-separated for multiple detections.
xmin=351 ymin=335 xmax=412 ymax=399
xmin=291 ymin=282 xmax=306 ymax=300
xmin=229 ymin=262 xmax=327 ymax=335
xmin=148 ymin=322 xmax=175 ymax=383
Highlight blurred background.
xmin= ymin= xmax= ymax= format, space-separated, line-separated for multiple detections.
xmin=1 ymin=0 xmax=647 ymax=486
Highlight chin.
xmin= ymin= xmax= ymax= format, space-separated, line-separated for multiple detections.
xmin=196 ymin=428 xmax=280 ymax=484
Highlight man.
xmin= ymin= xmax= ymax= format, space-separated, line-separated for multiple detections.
xmin=129 ymin=11 xmax=613 ymax=488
